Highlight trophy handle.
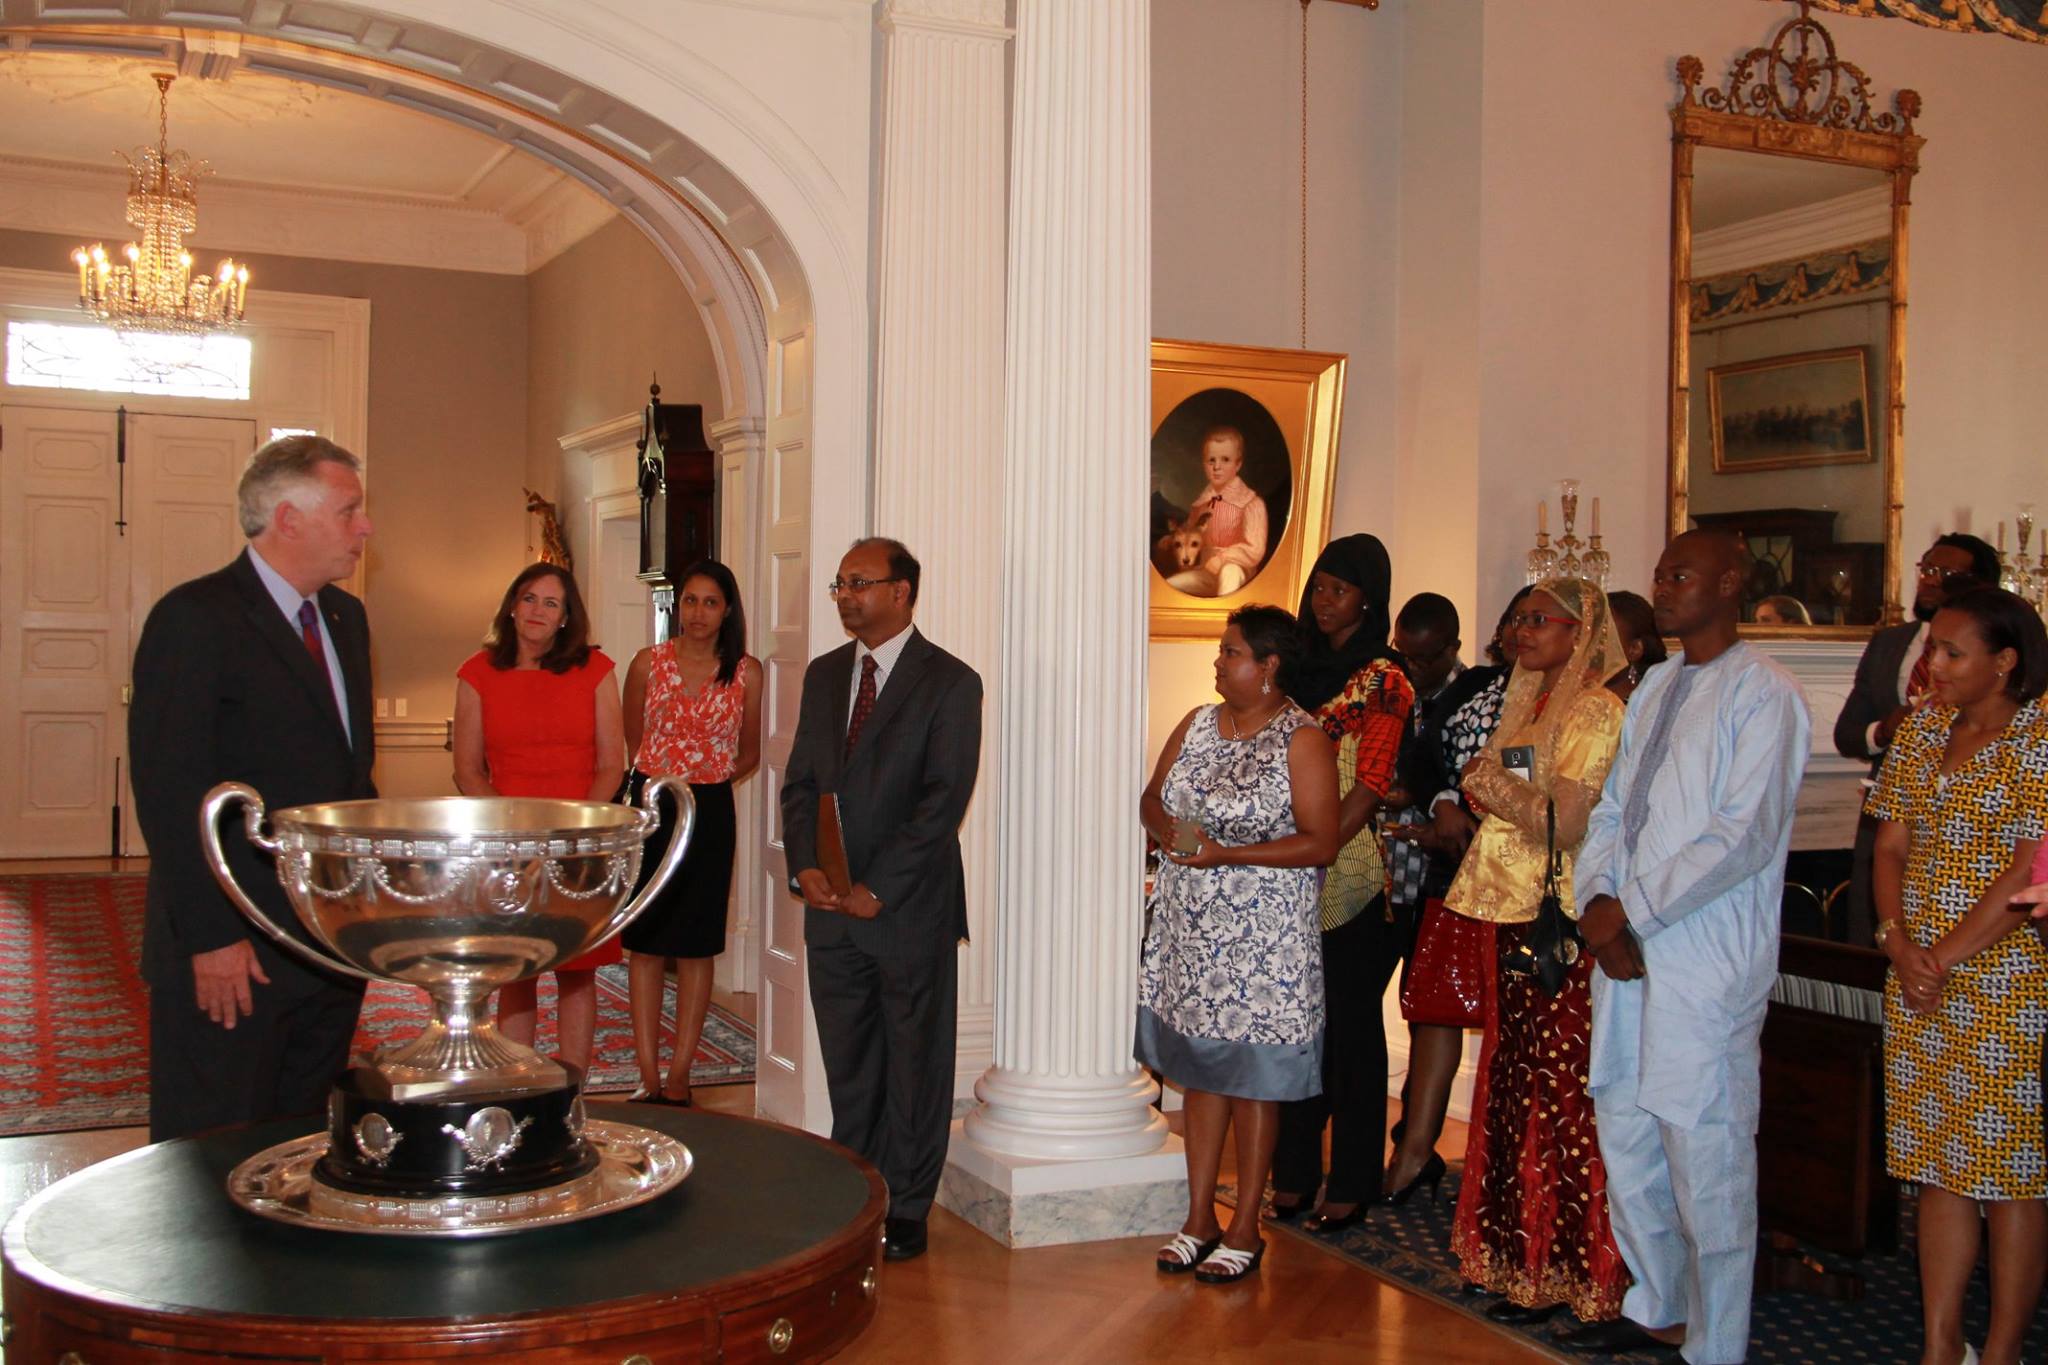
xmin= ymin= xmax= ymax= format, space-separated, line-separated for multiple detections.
xmin=199 ymin=781 xmax=382 ymax=983
xmin=587 ymin=775 xmax=698 ymax=947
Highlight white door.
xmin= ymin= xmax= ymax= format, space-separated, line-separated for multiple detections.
xmin=0 ymin=406 xmax=125 ymax=858
xmin=592 ymin=495 xmax=650 ymax=667
xmin=0 ymin=405 xmax=253 ymax=858
xmin=119 ymin=412 xmax=257 ymax=852
xmin=752 ymin=436 xmax=811 ymax=1127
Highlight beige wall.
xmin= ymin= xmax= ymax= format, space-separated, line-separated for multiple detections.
xmin=0 ymin=227 xmax=529 ymax=797
xmin=1149 ymin=0 xmax=2048 ymax=757
xmin=525 ymin=215 xmax=723 ymax=571
xmin=1150 ymin=0 xmax=1404 ymax=758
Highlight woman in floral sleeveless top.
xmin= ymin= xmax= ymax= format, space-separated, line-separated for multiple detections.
xmin=1138 ymin=605 xmax=1341 ymax=1284
xmin=620 ymin=560 xmax=761 ymax=1106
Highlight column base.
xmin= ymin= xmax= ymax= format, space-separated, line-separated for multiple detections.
xmin=938 ymin=1122 xmax=1188 ymax=1248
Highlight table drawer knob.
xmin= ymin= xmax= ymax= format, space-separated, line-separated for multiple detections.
xmin=621 ymin=1356 xmax=654 ymax=1365
xmin=767 ymin=1316 xmax=796 ymax=1354
xmin=862 ymin=1265 xmax=879 ymax=1298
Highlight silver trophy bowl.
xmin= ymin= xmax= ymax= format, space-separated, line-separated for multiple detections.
xmin=200 ymin=780 xmax=695 ymax=1102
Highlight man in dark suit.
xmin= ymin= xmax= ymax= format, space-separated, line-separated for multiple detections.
xmin=779 ymin=537 xmax=983 ymax=1263
xmin=1832 ymin=532 xmax=2000 ymax=942
xmin=129 ymin=434 xmax=377 ymax=1142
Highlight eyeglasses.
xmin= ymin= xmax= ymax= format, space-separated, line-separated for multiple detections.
xmin=1917 ymin=562 xmax=1981 ymax=586
xmin=1509 ymin=611 xmax=1581 ymax=630
xmin=827 ymin=575 xmax=903 ymax=597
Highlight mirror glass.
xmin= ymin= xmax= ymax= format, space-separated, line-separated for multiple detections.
xmin=1684 ymin=147 xmax=1893 ymax=627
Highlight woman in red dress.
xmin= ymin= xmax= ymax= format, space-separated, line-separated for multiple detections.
xmin=620 ymin=560 xmax=761 ymax=1106
xmin=453 ymin=562 xmax=625 ymax=1076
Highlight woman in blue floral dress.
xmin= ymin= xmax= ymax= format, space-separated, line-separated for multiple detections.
xmin=1139 ymin=605 xmax=1342 ymax=1283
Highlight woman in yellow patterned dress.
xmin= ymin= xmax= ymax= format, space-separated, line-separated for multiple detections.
xmin=1868 ymin=587 xmax=2048 ymax=1365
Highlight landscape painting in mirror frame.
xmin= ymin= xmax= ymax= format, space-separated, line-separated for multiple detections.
xmin=1708 ymin=346 xmax=1873 ymax=475
xmin=1148 ymin=339 xmax=1343 ymax=641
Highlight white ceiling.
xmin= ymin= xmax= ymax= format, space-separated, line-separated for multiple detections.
xmin=1693 ymin=146 xmax=1888 ymax=233
xmin=0 ymin=49 xmax=616 ymax=274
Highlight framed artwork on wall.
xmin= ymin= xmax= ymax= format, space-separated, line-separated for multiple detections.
xmin=1708 ymin=346 xmax=1873 ymax=474
xmin=1148 ymin=339 xmax=1345 ymax=641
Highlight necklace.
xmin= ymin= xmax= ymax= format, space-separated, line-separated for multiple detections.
xmin=1224 ymin=702 xmax=1285 ymax=740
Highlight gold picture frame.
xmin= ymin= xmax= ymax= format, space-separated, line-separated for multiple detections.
xmin=1149 ymin=339 xmax=1344 ymax=641
xmin=1707 ymin=346 xmax=1874 ymax=474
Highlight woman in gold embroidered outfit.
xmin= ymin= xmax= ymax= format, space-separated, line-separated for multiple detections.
xmin=1444 ymin=577 xmax=1629 ymax=1325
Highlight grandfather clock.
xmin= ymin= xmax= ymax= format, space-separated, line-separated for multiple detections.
xmin=635 ymin=379 xmax=718 ymax=640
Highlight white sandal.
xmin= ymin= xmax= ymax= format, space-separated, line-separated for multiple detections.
xmin=1194 ymin=1238 xmax=1265 ymax=1283
xmin=1155 ymin=1230 xmax=1221 ymax=1273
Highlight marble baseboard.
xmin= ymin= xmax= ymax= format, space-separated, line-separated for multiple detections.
xmin=938 ymin=1126 xmax=1188 ymax=1248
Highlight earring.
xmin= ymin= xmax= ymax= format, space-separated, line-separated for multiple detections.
xmin=1628 ymin=663 xmax=1640 ymax=686
xmin=1261 ymin=677 xmax=1272 ymax=696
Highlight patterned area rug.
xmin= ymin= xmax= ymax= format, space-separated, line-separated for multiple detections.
xmin=0 ymin=874 xmax=754 ymax=1137
xmin=1229 ymin=1166 xmax=2048 ymax=1363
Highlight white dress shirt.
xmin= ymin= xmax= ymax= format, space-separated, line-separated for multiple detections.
xmin=248 ymin=545 xmax=351 ymax=745
xmin=848 ymin=624 xmax=914 ymax=723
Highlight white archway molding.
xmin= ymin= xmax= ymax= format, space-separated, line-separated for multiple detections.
xmin=0 ymin=1 xmax=870 ymax=538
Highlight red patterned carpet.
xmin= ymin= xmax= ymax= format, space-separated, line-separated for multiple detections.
xmin=0 ymin=874 xmax=754 ymax=1137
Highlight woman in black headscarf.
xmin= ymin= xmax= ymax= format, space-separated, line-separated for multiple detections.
xmin=1268 ymin=534 xmax=1416 ymax=1231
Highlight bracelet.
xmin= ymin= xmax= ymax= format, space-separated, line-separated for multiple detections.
xmin=1874 ymin=919 xmax=1904 ymax=948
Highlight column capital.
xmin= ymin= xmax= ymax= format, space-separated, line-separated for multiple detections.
xmin=877 ymin=0 xmax=1009 ymax=40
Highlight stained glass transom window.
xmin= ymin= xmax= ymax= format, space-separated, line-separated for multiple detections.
xmin=4 ymin=320 xmax=252 ymax=400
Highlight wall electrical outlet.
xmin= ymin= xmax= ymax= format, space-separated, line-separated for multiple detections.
xmin=395 ymin=698 xmax=408 ymax=718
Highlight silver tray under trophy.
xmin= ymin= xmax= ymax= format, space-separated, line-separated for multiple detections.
xmin=227 ymin=1119 xmax=694 ymax=1237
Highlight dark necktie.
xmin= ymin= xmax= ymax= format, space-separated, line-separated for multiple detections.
xmin=845 ymin=655 xmax=879 ymax=757
xmin=297 ymin=599 xmax=325 ymax=666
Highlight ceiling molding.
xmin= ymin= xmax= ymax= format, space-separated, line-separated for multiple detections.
xmin=1691 ymin=185 xmax=1892 ymax=279
xmin=0 ymin=153 xmax=558 ymax=275
xmin=518 ymin=174 xmax=621 ymax=273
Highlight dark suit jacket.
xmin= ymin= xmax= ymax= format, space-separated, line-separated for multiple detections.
xmin=1834 ymin=620 xmax=1919 ymax=764
xmin=779 ymin=628 xmax=983 ymax=960
xmin=129 ymin=549 xmax=376 ymax=990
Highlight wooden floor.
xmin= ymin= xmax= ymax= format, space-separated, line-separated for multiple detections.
xmin=0 ymin=856 xmax=1538 ymax=1361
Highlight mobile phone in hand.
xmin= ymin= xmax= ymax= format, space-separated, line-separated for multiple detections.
xmin=1501 ymin=744 xmax=1535 ymax=783
xmin=1170 ymin=819 xmax=1203 ymax=856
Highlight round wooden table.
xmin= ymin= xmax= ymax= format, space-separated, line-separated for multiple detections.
xmin=2 ymin=1104 xmax=886 ymax=1363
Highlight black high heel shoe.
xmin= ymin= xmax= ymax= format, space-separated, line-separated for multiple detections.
xmin=1265 ymin=1194 xmax=1311 ymax=1222
xmin=1384 ymin=1152 xmax=1446 ymax=1206
xmin=1300 ymin=1204 xmax=1367 ymax=1234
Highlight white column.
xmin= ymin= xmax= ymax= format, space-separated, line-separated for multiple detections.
xmin=867 ymin=0 xmax=1010 ymax=1094
xmin=943 ymin=0 xmax=1177 ymax=1247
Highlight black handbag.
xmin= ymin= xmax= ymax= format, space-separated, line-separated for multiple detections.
xmin=1502 ymin=798 xmax=1581 ymax=996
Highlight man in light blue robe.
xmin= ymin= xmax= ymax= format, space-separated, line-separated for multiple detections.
xmin=1568 ymin=530 xmax=1811 ymax=1364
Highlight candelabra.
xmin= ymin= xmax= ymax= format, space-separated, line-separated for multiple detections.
xmin=1524 ymin=481 xmax=1608 ymax=587
xmin=1997 ymin=504 xmax=2047 ymax=614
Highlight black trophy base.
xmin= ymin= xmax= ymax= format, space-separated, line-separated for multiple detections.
xmin=317 ymin=1066 xmax=598 ymax=1198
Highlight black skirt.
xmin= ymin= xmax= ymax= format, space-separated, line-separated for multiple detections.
xmin=620 ymin=780 xmax=737 ymax=960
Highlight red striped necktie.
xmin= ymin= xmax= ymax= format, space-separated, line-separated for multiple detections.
xmin=297 ymin=600 xmax=324 ymax=665
xmin=845 ymin=655 xmax=879 ymax=757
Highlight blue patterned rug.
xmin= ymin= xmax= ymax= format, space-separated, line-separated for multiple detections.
xmin=1226 ymin=1169 xmax=2048 ymax=1363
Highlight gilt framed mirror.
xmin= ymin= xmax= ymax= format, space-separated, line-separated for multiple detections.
xmin=1667 ymin=1 xmax=1924 ymax=636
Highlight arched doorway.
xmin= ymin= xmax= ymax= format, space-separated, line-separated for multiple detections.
xmin=1 ymin=2 xmax=874 ymax=1132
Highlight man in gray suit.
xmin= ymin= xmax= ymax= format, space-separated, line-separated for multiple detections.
xmin=780 ymin=537 xmax=983 ymax=1262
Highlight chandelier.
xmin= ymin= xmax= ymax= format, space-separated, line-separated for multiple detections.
xmin=70 ymin=73 xmax=249 ymax=336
